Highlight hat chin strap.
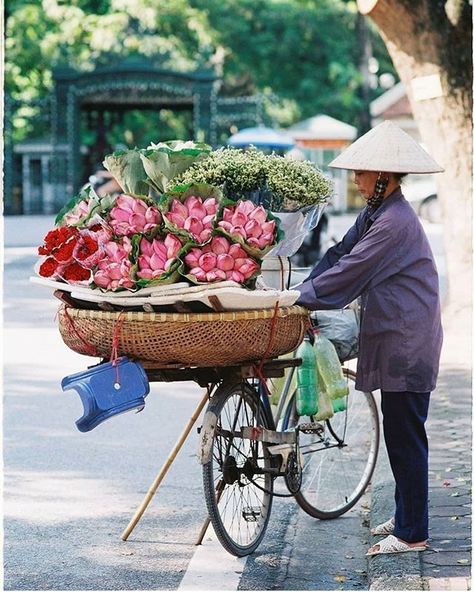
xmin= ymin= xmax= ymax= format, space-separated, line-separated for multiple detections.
xmin=367 ymin=172 xmax=389 ymax=209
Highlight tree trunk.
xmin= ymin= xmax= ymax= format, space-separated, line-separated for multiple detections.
xmin=358 ymin=0 xmax=473 ymax=311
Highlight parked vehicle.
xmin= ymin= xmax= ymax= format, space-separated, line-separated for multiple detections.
xmin=402 ymin=174 xmax=441 ymax=224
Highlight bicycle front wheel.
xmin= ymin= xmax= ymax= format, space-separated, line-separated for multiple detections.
xmin=285 ymin=368 xmax=379 ymax=519
xmin=202 ymin=381 xmax=274 ymax=556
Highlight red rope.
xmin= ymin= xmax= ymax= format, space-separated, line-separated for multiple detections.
xmin=63 ymin=306 xmax=99 ymax=357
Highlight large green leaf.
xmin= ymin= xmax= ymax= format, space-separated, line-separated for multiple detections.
xmin=140 ymin=141 xmax=211 ymax=194
xmin=103 ymin=148 xmax=150 ymax=197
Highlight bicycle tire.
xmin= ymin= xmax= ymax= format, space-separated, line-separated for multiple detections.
xmin=286 ymin=368 xmax=379 ymax=519
xmin=202 ymin=381 xmax=274 ymax=556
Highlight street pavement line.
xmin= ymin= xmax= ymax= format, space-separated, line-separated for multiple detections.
xmin=178 ymin=525 xmax=246 ymax=591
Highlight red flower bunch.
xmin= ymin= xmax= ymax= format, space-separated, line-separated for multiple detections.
xmin=37 ymin=226 xmax=105 ymax=282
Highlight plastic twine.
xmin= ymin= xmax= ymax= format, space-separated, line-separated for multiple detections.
xmin=63 ymin=306 xmax=99 ymax=358
xmin=110 ymin=311 xmax=126 ymax=387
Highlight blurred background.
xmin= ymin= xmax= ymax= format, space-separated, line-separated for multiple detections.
xmin=4 ymin=0 xmax=403 ymax=217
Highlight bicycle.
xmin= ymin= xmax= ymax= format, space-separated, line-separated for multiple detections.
xmin=198 ymin=321 xmax=380 ymax=557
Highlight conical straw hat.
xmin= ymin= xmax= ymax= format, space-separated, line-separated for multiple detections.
xmin=328 ymin=120 xmax=444 ymax=173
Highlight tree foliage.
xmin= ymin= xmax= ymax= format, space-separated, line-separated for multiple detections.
xmin=5 ymin=0 xmax=397 ymax=144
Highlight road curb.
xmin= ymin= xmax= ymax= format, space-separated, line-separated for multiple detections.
xmin=367 ymin=439 xmax=425 ymax=590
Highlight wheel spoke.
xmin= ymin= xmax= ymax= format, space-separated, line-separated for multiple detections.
xmin=202 ymin=382 xmax=273 ymax=556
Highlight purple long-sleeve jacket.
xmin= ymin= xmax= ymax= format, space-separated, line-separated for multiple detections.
xmin=296 ymin=188 xmax=443 ymax=393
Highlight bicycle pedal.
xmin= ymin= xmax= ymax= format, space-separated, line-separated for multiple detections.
xmin=242 ymin=506 xmax=262 ymax=522
xmin=298 ymin=422 xmax=324 ymax=435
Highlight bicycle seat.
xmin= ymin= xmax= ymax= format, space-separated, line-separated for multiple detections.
xmin=61 ymin=357 xmax=150 ymax=432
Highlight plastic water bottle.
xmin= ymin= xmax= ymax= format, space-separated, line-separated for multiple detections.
xmin=314 ymin=331 xmax=349 ymax=401
xmin=314 ymin=378 xmax=334 ymax=421
xmin=296 ymin=338 xmax=318 ymax=416
xmin=331 ymin=396 xmax=347 ymax=413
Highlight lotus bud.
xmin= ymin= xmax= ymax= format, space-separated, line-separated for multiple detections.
xmin=184 ymin=196 xmax=202 ymax=211
xmin=222 ymin=207 xmax=233 ymax=223
xmin=137 ymin=269 xmax=153 ymax=280
xmin=199 ymin=252 xmax=217 ymax=272
xmin=231 ymin=226 xmax=247 ymax=239
xmin=259 ymin=233 xmax=275 ymax=248
xmin=249 ymin=205 xmax=267 ymax=225
xmin=203 ymin=198 xmax=218 ymax=215
xmin=149 ymin=253 xmax=166 ymax=271
xmin=247 ymin=238 xmax=261 ymax=249
xmin=116 ymin=194 xmax=135 ymax=212
xmin=145 ymin=206 xmax=161 ymax=225
xmin=206 ymin=269 xmax=226 ymax=282
xmin=216 ymin=253 xmax=234 ymax=272
xmin=199 ymin=229 xmax=213 ymax=243
xmin=230 ymin=270 xmax=245 ymax=283
xmin=184 ymin=216 xmax=204 ymax=237
xmin=138 ymin=238 xmax=151 ymax=257
xmin=164 ymin=234 xmax=181 ymax=258
xmin=244 ymin=219 xmax=262 ymax=238
xmin=151 ymin=241 xmax=167 ymax=260
xmin=168 ymin=213 xmax=186 ymax=228
xmin=233 ymin=257 xmax=247 ymax=271
xmin=211 ymin=236 xmax=230 ymax=255
xmin=239 ymin=260 xmax=259 ymax=279
xmin=229 ymin=243 xmax=247 ymax=259
xmin=170 ymin=200 xmax=188 ymax=218
xmin=236 ymin=200 xmax=255 ymax=216
xmin=218 ymin=221 xmax=233 ymax=233
xmin=261 ymin=220 xmax=275 ymax=235
xmin=203 ymin=214 xmax=215 ymax=227
xmin=231 ymin=211 xmax=248 ymax=227
xmin=189 ymin=201 xmax=207 ymax=220
xmin=109 ymin=207 xmax=131 ymax=223
xmin=185 ymin=248 xmax=203 ymax=267
xmin=130 ymin=212 xmax=147 ymax=231
xmin=189 ymin=267 xmax=207 ymax=282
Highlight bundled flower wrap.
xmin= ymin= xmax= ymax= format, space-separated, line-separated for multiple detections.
xmin=215 ymin=198 xmax=283 ymax=258
xmin=180 ymin=236 xmax=261 ymax=287
xmin=159 ymin=183 xmax=224 ymax=246
xmin=132 ymin=233 xmax=183 ymax=288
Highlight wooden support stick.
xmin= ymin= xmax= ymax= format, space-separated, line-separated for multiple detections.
xmin=121 ymin=389 xmax=209 ymax=541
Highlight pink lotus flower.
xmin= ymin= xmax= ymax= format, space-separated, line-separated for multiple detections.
xmin=218 ymin=200 xmax=276 ymax=250
xmin=183 ymin=236 xmax=260 ymax=284
xmin=108 ymin=194 xmax=161 ymax=236
xmin=136 ymin=235 xmax=181 ymax=280
xmin=93 ymin=237 xmax=135 ymax=290
xmin=166 ymin=195 xmax=218 ymax=244
xmin=63 ymin=199 xmax=96 ymax=226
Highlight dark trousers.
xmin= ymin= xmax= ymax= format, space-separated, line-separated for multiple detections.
xmin=381 ymin=390 xmax=431 ymax=542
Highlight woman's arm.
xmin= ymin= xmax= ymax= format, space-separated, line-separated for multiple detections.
xmin=296 ymin=218 xmax=404 ymax=310
xmin=304 ymin=209 xmax=368 ymax=281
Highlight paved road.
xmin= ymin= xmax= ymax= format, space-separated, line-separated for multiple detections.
xmin=2 ymin=212 xmax=446 ymax=590
xmin=3 ymin=227 xmax=371 ymax=590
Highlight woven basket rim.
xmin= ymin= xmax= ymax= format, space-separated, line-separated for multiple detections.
xmin=58 ymin=304 xmax=308 ymax=323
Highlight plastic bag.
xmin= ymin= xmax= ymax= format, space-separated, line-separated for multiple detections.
xmin=266 ymin=203 xmax=326 ymax=257
xmin=313 ymin=307 xmax=360 ymax=362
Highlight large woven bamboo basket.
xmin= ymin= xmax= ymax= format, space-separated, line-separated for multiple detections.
xmin=57 ymin=305 xmax=309 ymax=367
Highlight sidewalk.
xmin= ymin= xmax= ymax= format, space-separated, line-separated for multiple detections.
xmin=368 ymin=304 xmax=472 ymax=590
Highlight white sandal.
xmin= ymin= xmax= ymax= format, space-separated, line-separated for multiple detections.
xmin=366 ymin=534 xmax=428 ymax=556
xmin=371 ymin=517 xmax=395 ymax=536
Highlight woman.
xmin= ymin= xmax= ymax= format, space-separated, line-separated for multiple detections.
xmin=295 ymin=121 xmax=443 ymax=556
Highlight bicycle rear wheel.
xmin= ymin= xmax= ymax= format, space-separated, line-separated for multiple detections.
xmin=285 ymin=368 xmax=379 ymax=519
xmin=202 ymin=381 xmax=274 ymax=556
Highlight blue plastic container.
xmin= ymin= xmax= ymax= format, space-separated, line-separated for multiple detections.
xmin=61 ymin=357 xmax=150 ymax=432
